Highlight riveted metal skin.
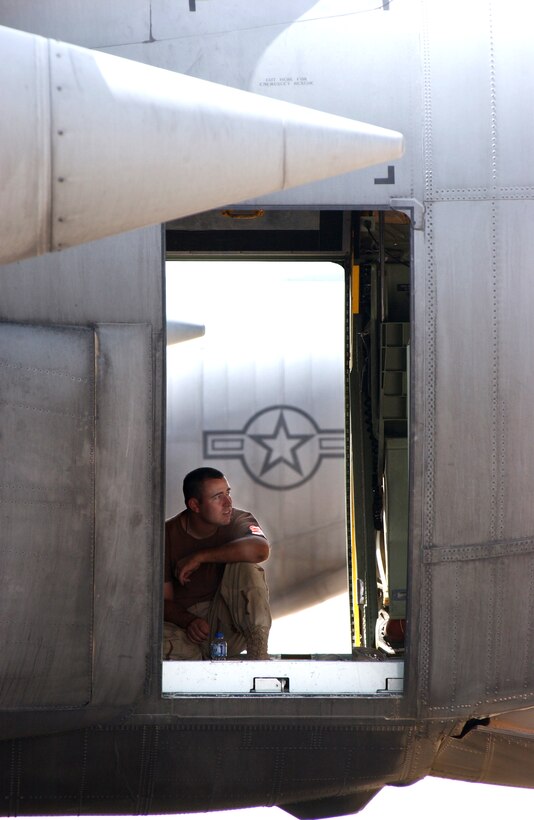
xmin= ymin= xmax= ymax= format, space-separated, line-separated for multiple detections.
xmin=2 ymin=1 xmax=534 ymax=816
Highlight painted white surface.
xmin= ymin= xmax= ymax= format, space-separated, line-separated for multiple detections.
xmin=163 ymin=657 xmax=403 ymax=695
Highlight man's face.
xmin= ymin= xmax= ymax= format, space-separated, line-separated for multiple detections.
xmin=191 ymin=477 xmax=233 ymax=527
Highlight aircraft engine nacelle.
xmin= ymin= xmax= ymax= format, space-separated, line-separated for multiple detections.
xmin=0 ymin=24 xmax=403 ymax=266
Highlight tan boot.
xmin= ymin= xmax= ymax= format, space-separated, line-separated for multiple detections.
xmin=245 ymin=626 xmax=270 ymax=660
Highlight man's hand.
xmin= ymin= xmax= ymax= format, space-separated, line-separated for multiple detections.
xmin=186 ymin=617 xmax=209 ymax=644
xmin=177 ymin=555 xmax=202 ymax=585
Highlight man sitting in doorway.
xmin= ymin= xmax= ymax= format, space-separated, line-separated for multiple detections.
xmin=163 ymin=467 xmax=271 ymax=660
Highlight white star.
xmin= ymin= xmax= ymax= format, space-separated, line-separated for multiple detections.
xmin=249 ymin=411 xmax=313 ymax=476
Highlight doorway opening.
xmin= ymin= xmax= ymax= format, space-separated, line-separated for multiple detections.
xmin=166 ymin=260 xmax=350 ymax=657
xmin=162 ymin=208 xmax=411 ymax=695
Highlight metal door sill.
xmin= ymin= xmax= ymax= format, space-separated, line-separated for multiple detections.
xmin=162 ymin=658 xmax=404 ymax=696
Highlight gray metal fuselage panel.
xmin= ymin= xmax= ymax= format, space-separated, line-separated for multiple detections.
xmin=0 ymin=227 xmax=164 ymax=736
xmin=2 ymin=0 xmax=534 ymax=813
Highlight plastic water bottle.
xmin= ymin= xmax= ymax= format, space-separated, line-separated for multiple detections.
xmin=210 ymin=631 xmax=227 ymax=660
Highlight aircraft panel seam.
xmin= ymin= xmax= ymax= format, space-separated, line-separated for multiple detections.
xmin=422 ymin=538 xmax=534 ymax=563
xmin=432 ymin=187 xmax=534 ymax=201
xmin=427 ymin=687 xmax=534 ymax=712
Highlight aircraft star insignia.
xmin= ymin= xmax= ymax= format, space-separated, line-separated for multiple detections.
xmin=248 ymin=410 xmax=314 ymax=476
xmin=203 ymin=404 xmax=344 ymax=490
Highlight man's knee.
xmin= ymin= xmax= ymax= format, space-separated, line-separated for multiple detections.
xmin=222 ymin=562 xmax=269 ymax=593
xmin=218 ymin=563 xmax=271 ymax=630
xmin=163 ymin=621 xmax=203 ymax=661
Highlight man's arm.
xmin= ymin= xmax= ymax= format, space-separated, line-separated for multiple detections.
xmin=164 ymin=580 xmax=210 ymax=643
xmin=164 ymin=580 xmax=197 ymax=628
xmin=177 ymin=535 xmax=269 ymax=586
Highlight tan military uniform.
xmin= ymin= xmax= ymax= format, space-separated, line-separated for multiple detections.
xmin=163 ymin=562 xmax=271 ymax=660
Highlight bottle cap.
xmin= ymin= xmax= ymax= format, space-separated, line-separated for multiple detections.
xmin=215 ymin=631 xmax=224 ymax=639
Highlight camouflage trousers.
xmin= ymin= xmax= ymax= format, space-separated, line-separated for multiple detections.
xmin=163 ymin=562 xmax=271 ymax=660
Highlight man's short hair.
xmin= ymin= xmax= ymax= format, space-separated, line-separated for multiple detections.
xmin=183 ymin=467 xmax=225 ymax=503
